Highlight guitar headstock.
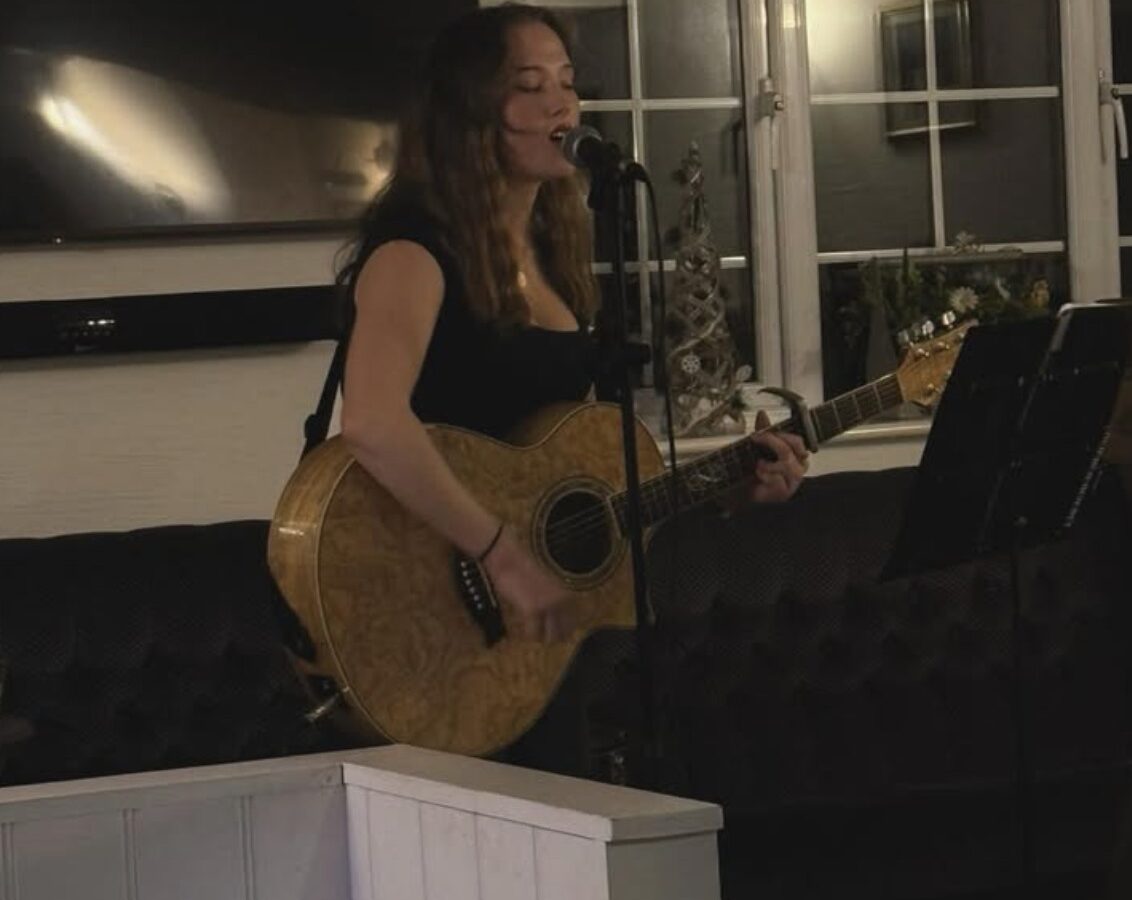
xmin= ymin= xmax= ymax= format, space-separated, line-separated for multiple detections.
xmin=895 ymin=318 xmax=976 ymax=410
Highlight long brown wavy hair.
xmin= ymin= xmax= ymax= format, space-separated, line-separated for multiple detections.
xmin=341 ymin=3 xmax=597 ymax=328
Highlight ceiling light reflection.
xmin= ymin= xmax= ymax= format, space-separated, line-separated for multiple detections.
xmin=37 ymin=56 xmax=231 ymax=219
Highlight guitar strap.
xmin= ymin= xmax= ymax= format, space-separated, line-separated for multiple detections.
xmin=301 ymin=275 xmax=361 ymax=458
xmin=300 ymin=339 xmax=346 ymax=458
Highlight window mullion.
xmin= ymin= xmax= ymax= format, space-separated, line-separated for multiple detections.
xmin=739 ymin=0 xmax=784 ymax=388
xmin=1062 ymin=0 xmax=1121 ymax=300
xmin=770 ymin=0 xmax=823 ymax=401
xmin=924 ymin=0 xmax=947 ymax=247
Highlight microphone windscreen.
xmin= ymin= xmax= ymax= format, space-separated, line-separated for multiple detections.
xmin=561 ymin=125 xmax=601 ymax=167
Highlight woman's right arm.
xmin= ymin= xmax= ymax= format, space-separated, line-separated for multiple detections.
xmin=339 ymin=241 xmax=573 ymax=642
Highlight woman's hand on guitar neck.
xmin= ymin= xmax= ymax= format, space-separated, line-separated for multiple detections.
xmin=482 ymin=527 xmax=575 ymax=643
xmin=747 ymin=409 xmax=810 ymax=503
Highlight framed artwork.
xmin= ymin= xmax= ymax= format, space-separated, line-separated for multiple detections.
xmin=881 ymin=0 xmax=976 ymax=138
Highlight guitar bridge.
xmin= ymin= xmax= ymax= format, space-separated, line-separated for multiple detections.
xmin=454 ymin=555 xmax=506 ymax=646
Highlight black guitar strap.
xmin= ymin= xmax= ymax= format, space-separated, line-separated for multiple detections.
xmin=300 ymin=339 xmax=346 ymax=458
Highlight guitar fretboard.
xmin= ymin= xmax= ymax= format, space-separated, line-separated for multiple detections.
xmin=609 ymin=374 xmax=903 ymax=531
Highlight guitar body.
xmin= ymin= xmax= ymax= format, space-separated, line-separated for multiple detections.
xmin=268 ymin=321 xmax=972 ymax=757
xmin=268 ymin=402 xmax=665 ymax=758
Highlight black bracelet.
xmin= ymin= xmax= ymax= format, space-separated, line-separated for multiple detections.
xmin=477 ymin=522 xmax=505 ymax=563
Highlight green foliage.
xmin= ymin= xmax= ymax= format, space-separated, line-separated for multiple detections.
xmin=854 ymin=235 xmax=1054 ymax=346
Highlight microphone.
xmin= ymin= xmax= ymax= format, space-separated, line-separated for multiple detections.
xmin=560 ymin=125 xmax=624 ymax=171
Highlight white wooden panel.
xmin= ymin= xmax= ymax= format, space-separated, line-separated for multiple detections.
xmin=2 ymin=822 xmax=17 ymax=900
xmin=607 ymin=833 xmax=721 ymax=900
xmin=474 ymin=817 xmax=536 ymax=900
xmin=533 ymin=830 xmax=608 ymax=900
xmin=420 ymin=804 xmax=479 ymax=900
xmin=346 ymin=786 xmax=375 ymax=900
xmin=134 ymin=798 xmax=244 ymax=900
xmin=366 ymin=791 xmax=425 ymax=900
xmin=251 ymin=788 xmax=349 ymax=900
xmin=0 ymin=755 xmax=344 ymax=826
xmin=342 ymin=746 xmax=723 ymax=841
xmin=11 ymin=812 xmax=127 ymax=900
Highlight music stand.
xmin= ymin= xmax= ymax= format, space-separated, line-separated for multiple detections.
xmin=881 ymin=301 xmax=1132 ymax=895
xmin=884 ymin=302 xmax=1132 ymax=579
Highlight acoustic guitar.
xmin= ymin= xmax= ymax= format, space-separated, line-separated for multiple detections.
xmin=268 ymin=322 xmax=972 ymax=756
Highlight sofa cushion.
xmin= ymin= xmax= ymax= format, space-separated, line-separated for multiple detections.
xmin=0 ymin=521 xmax=351 ymax=785
xmin=646 ymin=466 xmax=1132 ymax=811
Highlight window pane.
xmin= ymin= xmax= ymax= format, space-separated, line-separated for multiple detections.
xmin=581 ymin=111 xmax=637 ymax=262
xmin=1112 ymin=0 xmax=1132 ymax=84
xmin=1119 ymin=151 xmax=1132 ymax=236
xmin=594 ymin=272 xmax=646 ymax=397
xmin=808 ymin=0 xmax=1059 ymax=96
xmin=808 ymin=0 xmax=923 ymax=95
xmin=553 ymin=4 xmax=629 ymax=101
xmin=718 ymin=265 xmax=756 ymax=370
xmin=819 ymin=253 xmax=1067 ymax=399
xmin=940 ymin=99 xmax=1065 ymax=245
xmin=812 ymin=104 xmax=933 ymax=252
xmin=644 ymin=109 xmax=750 ymax=259
xmin=639 ymin=0 xmax=740 ymax=98
xmin=953 ymin=0 xmax=1059 ymax=89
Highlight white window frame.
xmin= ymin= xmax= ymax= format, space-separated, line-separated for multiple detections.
xmin=768 ymin=0 xmax=1126 ymax=415
xmin=1063 ymin=0 xmax=1122 ymax=300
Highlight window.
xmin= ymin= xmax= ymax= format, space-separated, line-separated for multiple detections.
xmin=1112 ymin=0 xmax=1132 ymax=292
xmin=541 ymin=0 xmax=758 ymax=389
xmin=803 ymin=0 xmax=1067 ymax=403
xmin=503 ymin=0 xmax=1127 ymax=447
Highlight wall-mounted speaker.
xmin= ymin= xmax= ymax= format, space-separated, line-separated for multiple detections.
xmin=0 ymin=286 xmax=341 ymax=359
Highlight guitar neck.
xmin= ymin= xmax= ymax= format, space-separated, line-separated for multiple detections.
xmin=609 ymin=373 xmax=904 ymax=531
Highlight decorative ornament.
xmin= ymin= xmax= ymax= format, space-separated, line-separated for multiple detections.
xmin=664 ymin=143 xmax=750 ymax=437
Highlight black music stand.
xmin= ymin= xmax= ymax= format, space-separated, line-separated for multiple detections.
xmin=884 ymin=302 xmax=1131 ymax=579
xmin=881 ymin=301 xmax=1132 ymax=896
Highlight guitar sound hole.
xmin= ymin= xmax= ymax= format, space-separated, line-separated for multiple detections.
xmin=544 ymin=490 xmax=613 ymax=576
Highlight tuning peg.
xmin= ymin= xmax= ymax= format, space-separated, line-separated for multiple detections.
xmin=896 ymin=328 xmax=913 ymax=350
xmin=918 ymin=317 xmax=936 ymax=338
xmin=939 ymin=310 xmax=957 ymax=329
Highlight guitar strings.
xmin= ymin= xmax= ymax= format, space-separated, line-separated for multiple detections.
xmin=532 ymin=362 xmax=922 ymax=551
xmin=538 ymin=470 xmax=747 ymax=552
xmin=538 ymin=423 xmax=789 ymax=548
xmin=536 ymin=439 xmax=771 ymax=550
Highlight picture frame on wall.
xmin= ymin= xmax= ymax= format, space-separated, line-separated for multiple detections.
xmin=880 ymin=0 xmax=976 ymax=138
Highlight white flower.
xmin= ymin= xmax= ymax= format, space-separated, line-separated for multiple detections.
xmin=948 ymin=286 xmax=980 ymax=314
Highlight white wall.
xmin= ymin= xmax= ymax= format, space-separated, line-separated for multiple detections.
xmin=0 ymin=237 xmax=922 ymax=539
xmin=0 ymin=236 xmax=344 ymax=539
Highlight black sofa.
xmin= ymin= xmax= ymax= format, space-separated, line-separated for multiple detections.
xmin=2 ymin=465 xmax=1130 ymax=900
xmin=644 ymin=466 xmax=1132 ymax=899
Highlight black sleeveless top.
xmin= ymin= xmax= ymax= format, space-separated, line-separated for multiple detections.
xmin=352 ymin=197 xmax=596 ymax=439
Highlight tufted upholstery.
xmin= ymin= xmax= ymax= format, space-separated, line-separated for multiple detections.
xmin=643 ymin=466 xmax=1132 ymax=897
xmin=1 ymin=468 xmax=1129 ymax=898
xmin=0 ymin=522 xmax=354 ymax=785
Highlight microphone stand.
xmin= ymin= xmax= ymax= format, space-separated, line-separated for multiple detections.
xmin=587 ymin=156 xmax=660 ymax=791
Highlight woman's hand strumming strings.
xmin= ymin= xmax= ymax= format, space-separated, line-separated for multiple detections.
xmin=482 ymin=527 xmax=575 ymax=643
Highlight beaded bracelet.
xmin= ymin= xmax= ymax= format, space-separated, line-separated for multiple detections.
xmin=477 ymin=522 xmax=505 ymax=563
